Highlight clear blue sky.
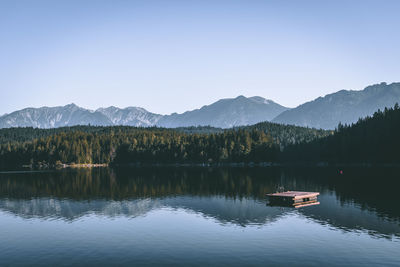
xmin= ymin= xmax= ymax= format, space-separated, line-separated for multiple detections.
xmin=1 ymin=0 xmax=399 ymax=115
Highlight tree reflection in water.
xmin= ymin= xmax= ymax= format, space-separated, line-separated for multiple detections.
xmin=0 ymin=166 xmax=399 ymax=238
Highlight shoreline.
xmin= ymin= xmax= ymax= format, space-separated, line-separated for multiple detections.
xmin=112 ymin=162 xmax=400 ymax=168
xmin=12 ymin=161 xmax=400 ymax=170
xmin=21 ymin=163 xmax=109 ymax=169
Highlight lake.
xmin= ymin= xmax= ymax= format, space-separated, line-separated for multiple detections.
xmin=0 ymin=167 xmax=399 ymax=266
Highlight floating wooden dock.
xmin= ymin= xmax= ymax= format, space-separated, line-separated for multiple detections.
xmin=266 ymin=191 xmax=320 ymax=208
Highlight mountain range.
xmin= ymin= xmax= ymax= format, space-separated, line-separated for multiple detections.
xmin=1 ymin=82 xmax=399 ymax=129
xmin=0 ymin=96 xmax=288 ymax=129
xmin=273 ymin=82 xmax=400 ymax=129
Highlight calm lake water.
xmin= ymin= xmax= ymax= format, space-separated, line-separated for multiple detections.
xmin=0 ymin=167 xmax=399 ymax=266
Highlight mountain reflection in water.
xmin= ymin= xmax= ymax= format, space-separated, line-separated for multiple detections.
xmin=0 ymin=167 xmax=399 ymax=239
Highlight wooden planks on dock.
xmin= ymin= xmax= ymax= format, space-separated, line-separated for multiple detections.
xmin=267 ymin=191 xmax=320 ymax=208
xmin=267 ymin=191 xmax=319 ymax=199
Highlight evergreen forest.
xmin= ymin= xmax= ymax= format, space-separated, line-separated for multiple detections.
xmin=0 ymin=104 xmax=399 ymax=168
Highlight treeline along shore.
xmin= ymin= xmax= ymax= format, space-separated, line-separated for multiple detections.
xmin=0 ymin=104 xmax=399 ymax=168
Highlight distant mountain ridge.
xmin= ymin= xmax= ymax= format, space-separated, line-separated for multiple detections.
xmin=0 ymin=96 xmax=288 ymax=129
xmin=2 ymin=82 xmax=399 ymax=129
xmin=96 ymin=106 xmax=162 ymax=127
xmin=0 ymin=104 xmax=111 ymax=128
xmin=157 ymin=96 xmax=289 ymax=128
xmin=273 ymin=82 xmax=400 ymax=129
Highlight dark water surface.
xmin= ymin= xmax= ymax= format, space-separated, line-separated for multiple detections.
xmin=0 ymin=167 xmax=399 ymax=266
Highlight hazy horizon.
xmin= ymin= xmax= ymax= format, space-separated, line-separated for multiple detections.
xmin=1 ymin=0 xmax=400 ymax=115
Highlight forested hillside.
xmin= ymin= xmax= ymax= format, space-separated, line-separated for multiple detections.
xmin=0 ymin=122 xmax=331 ymax=147
xmin=283 ymin=104 xmax=400 ymax=163
xmin=0 ymin=125 xmax=223 ymax=144
xmin=239 ymin=122 xmax=331 ymax=147
xmin=0 ymin=128 xmax=278 ymax=167
xmin=0 ymin=123 xmax=329 ymax=168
